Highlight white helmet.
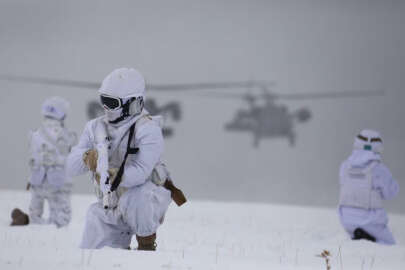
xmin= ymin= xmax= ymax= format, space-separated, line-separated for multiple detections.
xmin=353 ymin=129 xmax=383 ymax=154
xmin=98 ymin=68 xmax=146 ymax=123
xmin=41 ymin=96 xmax=70 ymax=121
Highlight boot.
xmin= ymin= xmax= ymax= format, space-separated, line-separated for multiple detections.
xmin=136 ymin=233 xmax=156 ymax=251
xmin=353 ymin=228 xmax=376 ymax=242
xmin=10 ymin=208 xmax=29 ymax=226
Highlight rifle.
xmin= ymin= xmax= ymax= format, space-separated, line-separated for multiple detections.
xmin=94 ymin=121 xmax=111 ymax=209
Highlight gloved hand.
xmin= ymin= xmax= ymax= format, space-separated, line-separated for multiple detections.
xmin=107 ymin=168 xmax=119 ymax=184
xmin=94 ymin=168 xmax=118 ymax=184
xmin=95 ymin=168 xmax=118 ymax=194
xmin=83 ymin=149 xmax=98 ymax=172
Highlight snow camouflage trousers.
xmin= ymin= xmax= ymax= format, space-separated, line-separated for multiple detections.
xmin=80 ymin=181 xmax=171 ymax=249
xmin=29 ymin=179 xmax=72 ymax=228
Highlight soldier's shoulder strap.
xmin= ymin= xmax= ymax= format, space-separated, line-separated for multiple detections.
xmin=110 ymin=121 xmax=139 ymax=191
xmin=110 ymin=114 xmax=163 ymax=192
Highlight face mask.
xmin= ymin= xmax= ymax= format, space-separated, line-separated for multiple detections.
xmin=43 ymin=118 xmax=63 ymax=138
xmin=105 ymin=107 xmax=124 ymax=122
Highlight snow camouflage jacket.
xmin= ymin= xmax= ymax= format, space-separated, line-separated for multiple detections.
xmin=339 ymin=150 xmax=399 ymax=208
xmin=66 ymin=111 xmax=166 ymax=205
xmin=339 ymin=161 xmax=383 ymax=209
xmin=29 ymin=126 xmax=77 ymax=187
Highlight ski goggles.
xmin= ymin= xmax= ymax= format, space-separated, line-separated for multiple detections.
xmin=100 ymin=94 xmax=122 ymax=111
xmin=357 ymin=134 xmax=382 ymax=143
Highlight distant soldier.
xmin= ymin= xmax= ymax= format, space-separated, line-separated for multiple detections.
xmin=338 ymin=130 xmax=399 ymax=244
xmin=11 ymin=97 xmax=77 ymax=227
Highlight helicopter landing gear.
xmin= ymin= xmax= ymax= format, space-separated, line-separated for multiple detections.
xmin=288 ymin=132 xmax=296 ymax=147
xmin=253 ymin=134 xmax=261 ymax=148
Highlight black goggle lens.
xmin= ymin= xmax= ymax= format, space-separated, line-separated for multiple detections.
xmin=100 ymin=95 xmax=121 ymax=110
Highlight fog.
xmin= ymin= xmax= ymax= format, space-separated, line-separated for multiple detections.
xmin=0 ymin=0 xmax=404 ymax=213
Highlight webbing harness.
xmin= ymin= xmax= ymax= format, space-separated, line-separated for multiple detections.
xmin=110 ymin=122 xmax=139 ymax=192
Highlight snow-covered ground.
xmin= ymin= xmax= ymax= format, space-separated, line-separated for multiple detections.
xmin=0 ymin=190 xmax=404 ymax=270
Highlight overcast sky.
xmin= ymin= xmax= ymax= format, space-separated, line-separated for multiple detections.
xmin=0 ymin=0 xmax=404 ymax=212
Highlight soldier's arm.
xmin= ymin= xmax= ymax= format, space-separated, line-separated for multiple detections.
xmin=66 ymin=122 xmax=94 ymax=177
xmin=28 ymin=131 xmax=42 ymax=168
xmin=120 ymin=121 xmax=164 ymax=188
xmin=375 ymin=164 xmax=399 ymax=200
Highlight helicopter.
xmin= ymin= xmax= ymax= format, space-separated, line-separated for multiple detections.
xmin=0 ymin=74 xmax=384 ymax=146
xmin=225 ymin=92 xmax=311 ymax=147
xmin=201 ymin=86 xmax=384 ymax=147
xmin=0 ymin=74 xmax=272 ymax=139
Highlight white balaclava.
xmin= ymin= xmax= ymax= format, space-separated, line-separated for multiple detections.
xmin=353 ymin=129 xmax=383 ymax=154
xmin=41 ymin=96 xmax=70 ymax=138
xmin=98 ymin=68 xmax=146 ymax=124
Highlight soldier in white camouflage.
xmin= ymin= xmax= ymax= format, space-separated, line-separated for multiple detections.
xmin=11 ymin=96 xmax=77 ymax=228
xmin=338 ymin=129 xmax=399 ymax=244
xmin=66 ymin=68 xmax=186 ymax=251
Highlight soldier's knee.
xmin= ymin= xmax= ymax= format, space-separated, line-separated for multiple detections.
xmin=135 ymin=192 xmax=155 ymax=215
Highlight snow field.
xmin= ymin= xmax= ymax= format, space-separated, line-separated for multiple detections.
xmin=0 ymin=190 xmax=404 ymax=269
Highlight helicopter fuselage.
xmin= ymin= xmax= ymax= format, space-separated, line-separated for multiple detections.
xmin=225 ymin=103 xmax=296 ymax=147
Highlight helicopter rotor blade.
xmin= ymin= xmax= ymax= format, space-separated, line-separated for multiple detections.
xmin=0 ymin=74 xmax=100 ymax=89
xmin=276 ymin=89 xmax=385 ymax=100
xmin=190 ymin=89 xmax=385 ymax=100
xmin=0 ymin=74 xmax=383 ymax=100
xmin=0 ymin=74 xmax=276 ymax=91
xmin=149 ymin=81 xmax=275 ymax=91
xmin=182 ymin=92 xmax=248 ymax=99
